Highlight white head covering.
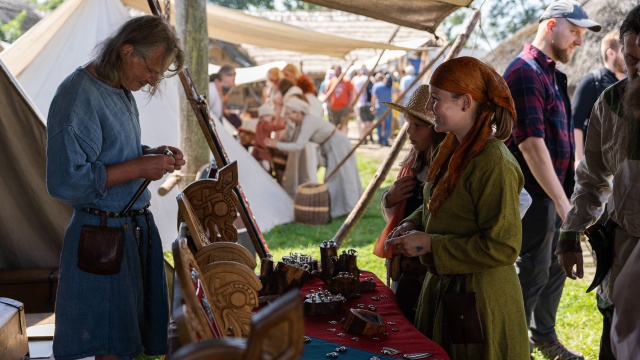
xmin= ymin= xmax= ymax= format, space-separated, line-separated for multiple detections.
xmin=284 ymin=96 xmax=310 ymax=114
xmin=283 ymin=86 xmax=303 ymax=100
xmin=258 ymin=103 xmax=275 ymax=118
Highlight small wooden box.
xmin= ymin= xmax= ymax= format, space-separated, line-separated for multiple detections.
xmin=0 ymin=297 xmax=29 ymax=359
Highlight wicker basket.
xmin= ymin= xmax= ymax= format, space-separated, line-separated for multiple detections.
xmin=294 ymin=182 xmax=330 ymax=225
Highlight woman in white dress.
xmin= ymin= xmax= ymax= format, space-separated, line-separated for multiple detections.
xmin=265 ymin=95 xmax=363 ymax=218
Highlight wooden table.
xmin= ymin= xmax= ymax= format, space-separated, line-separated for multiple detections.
xmin=299 ymin=272 xmax=449 ymax=360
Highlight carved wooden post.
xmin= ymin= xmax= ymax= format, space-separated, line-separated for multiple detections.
xmin=175 ymin=0 xmax=210 ymax=189
xmin=332 ymin=9 xmax=482 ymax=248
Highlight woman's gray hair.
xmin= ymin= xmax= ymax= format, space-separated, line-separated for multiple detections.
xmin=93 ymin=15 xmax=185 ymax=95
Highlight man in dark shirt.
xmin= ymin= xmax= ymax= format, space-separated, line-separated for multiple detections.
xmin=572 ymin=31 xmax=626 ymax=163
xmin=503 ymin=1 xmax=601 ymax=359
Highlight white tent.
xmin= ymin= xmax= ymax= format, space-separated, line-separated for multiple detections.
xmin=208 ymin=61 xmax=286 ymax=85
xmin=0 ymin=0 xmax=295 ymax=250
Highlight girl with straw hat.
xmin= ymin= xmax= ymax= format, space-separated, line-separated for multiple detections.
xmin=384 ymin=57 xmax=529 ymax=359
xmin=373 ymin=84 xmax=446 ymax=322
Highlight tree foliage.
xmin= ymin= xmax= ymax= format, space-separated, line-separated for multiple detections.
xmin=485 ymin=0 xmax=546 ymax=42
xmin=26 ymin=0 xmax=65 ymax=11
xmin=441 ymin=0 xmax=547 ymax=48
xmin=0 ymin=10 xmax=26 ymax=43
xmin=207 ymin=0 xmax=324 ymax=10
xmin=207 ymin=0 xmax=275 ymax=9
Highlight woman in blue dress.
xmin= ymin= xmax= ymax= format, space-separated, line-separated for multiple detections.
xmin=46 ymin=16 xmax=185 ymax=360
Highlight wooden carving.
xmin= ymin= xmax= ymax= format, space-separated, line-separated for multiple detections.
xmin=171 ymin=290 xmax=303 ymax=360
xmin=182 ymin=162 xmax=240 ymax=244
xmin=201 ymin=261 xmax=262 ymax=337
xmin=171 ymin=238 xmax=224 ymax=345
xmin=195 ymin=242 xmax=257 ymax=270
xmin=244 ymin=290 xmax=304 ymax=360
xmin=177 ymin=193 xmax=211 ymax=251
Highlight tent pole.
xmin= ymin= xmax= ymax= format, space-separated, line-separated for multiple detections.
xmin=336 ymin=26 xmax=401 ymax=131
xmin=332 ymin=9 xmax=481 ymax=248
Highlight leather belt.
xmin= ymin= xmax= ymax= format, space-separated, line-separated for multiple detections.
xmin=82 ymin=204 xmax=150 ymax=218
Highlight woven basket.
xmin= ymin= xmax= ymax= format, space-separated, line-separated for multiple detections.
xmin=294 ymin=182 xmax=330 ymax=225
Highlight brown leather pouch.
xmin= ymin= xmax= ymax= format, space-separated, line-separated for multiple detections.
xmin=77 ymin=214 xmax=123 ymax=275
xmin=443 ymin=291 xmax=484 ymax=344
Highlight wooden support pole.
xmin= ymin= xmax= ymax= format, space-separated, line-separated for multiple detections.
xmin=332 ymin=9 xmax=482 ymax=248
xmin=324 ymin=41 xmax=451 ymax=182
xmin=337 ymin=26 xmax=401 ymax=131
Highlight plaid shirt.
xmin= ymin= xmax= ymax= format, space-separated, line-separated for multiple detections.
xmin=504 ymin=43 xmax=575 ymax=198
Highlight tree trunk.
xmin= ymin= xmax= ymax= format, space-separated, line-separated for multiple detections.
xmin=175 ymin=0 xmax=210 ymax=189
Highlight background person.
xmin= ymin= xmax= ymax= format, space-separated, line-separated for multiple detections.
xmin=385 ymin=57 xmax=529 ymax=359
xmin=46 ymin=15 xmax=185 ymax=360
xmin=325 ymin=65 xmax=354 ymax=133
xmin=264 ymin=95 xmax=363 ymax=218
xmin=208 ymin=64 xmax=236 ymax=122
xmin=555 ymin=6 xmax=640 ymax=358
xmin=572 ymin=31 xmax=626 ymax=164
xmin=372 ymin=74 xmax=394 ymax=146
xmin=251 ymin=103 xmax=285 ymax=172
xmin=569 ymin=30 xmax=625 ymax=360
xmin=373 ymin=85 xmax=446 ymax=321
xmin=503 ymin=1 xmax=600 ymax=358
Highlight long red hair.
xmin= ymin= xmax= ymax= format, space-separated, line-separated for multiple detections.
xmin=427 ymin=57 xmax=516 ymax=215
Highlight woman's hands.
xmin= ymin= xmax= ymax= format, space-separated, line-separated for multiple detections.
xmin=140 ymin=146 xmax=186 ymax=180
xmin=387 ymin=221 xmax=416 ymax=239
xmin=385 ymin=229 xmax=432 ymax=257
xmin=105 ymin=145 xmax=186 ymax=188
xmin=384 ymin=175 xmax=417 ymax=208
xmin=264 ymin=138 xmax=279 ymax=148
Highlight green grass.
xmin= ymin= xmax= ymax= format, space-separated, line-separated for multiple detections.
xmin=532 ymin=277 xmax=602 ymax=359
xmin=265 ymin=150 xmax=396 ymax=281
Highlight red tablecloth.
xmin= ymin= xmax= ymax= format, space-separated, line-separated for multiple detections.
xmin=300 ymin=272 xmax=449 ymax=360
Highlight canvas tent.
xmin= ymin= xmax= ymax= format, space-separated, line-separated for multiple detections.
xmin=208 ymin=61 xmax=287 ymax=85
xmin=0 ymin=0 xmax=296 ymax=254
xmin=301 ymin=0 xmax=474 ymax=33
xmin=120 ymin=0 xmax=414 ymax=57
xmin=0 ymin=59 xmax=72 ymax=269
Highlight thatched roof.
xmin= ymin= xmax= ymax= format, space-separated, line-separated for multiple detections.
xmin=241 ymin=9 xmax=442 ymax=76
xmin=482 ymin=0 xmax=637 ymax=92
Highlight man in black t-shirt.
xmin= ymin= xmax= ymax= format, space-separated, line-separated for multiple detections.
xmin=572 ymin=31 xmax=625 ymax=163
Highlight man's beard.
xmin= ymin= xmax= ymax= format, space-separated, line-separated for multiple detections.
xmin=614 ymin=55 xmax=626 ymax=75
xmin=550 ymin=42 xmax=573 ymax=64
xmin=623 ymin=76 xmax=640 ymax=118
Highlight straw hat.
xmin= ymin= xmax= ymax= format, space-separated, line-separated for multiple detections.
xmin=381 ymin=84 xmax=433 ymax=124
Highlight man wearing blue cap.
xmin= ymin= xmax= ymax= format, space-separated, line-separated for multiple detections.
xmin=503 ymin=1 xmax=600 ymax=359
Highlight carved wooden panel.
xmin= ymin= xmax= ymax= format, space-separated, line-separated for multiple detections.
xmin=182 ymin=162 xmax=240 ymax=244
xmin=244 ymin=290 xmax=304 ymax=360
xmin=201 ymin=261 xmax=262 ymax=337
xmin=172 ymin=238 xmax=224 ymax=343
xmin=177 ymin=193 xmax=211 ymax=251
xmin=195 ymin=242 xmax=257 ymax=270
xmin=171 ymin=290 xmax=303 ymax=360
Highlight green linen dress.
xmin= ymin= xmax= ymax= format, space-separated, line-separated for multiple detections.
xmin=405 ymin=138 xmax=529 ymax=360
